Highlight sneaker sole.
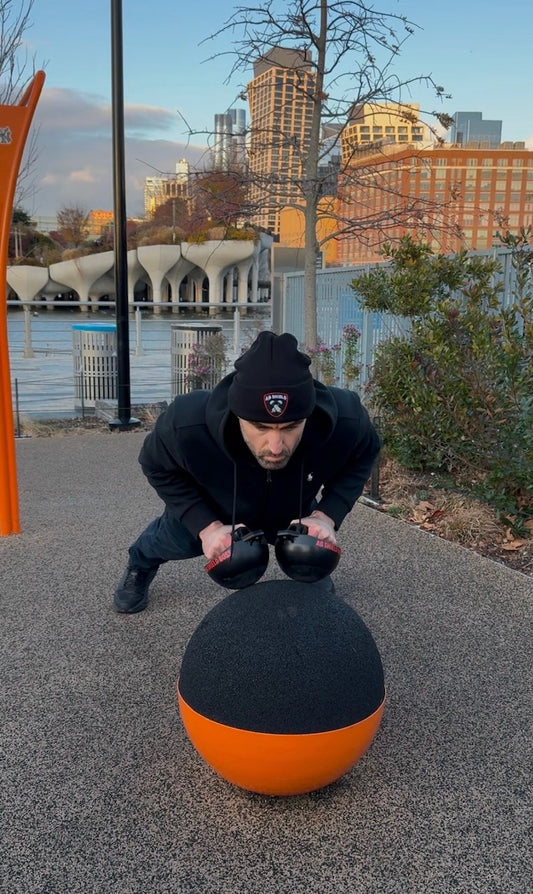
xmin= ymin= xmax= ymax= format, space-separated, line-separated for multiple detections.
xmin=113 ymin=592 xmax=149 ymax=614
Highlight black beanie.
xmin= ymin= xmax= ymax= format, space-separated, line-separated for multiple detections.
xmin=228 ymin=332 xmax=316 ymax=422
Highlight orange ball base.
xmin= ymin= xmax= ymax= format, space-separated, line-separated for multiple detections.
xmin=178 ymin=689 xmax=385 ymax=796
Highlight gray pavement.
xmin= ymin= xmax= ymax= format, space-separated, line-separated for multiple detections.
xmin=1 ymin=431 xmax=531 ymax=894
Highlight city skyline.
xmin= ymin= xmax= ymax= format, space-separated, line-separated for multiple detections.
xmin=18 ymin=0 xmax=533 ymax=220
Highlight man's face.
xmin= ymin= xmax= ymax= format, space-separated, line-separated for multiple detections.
xmin=238 ymin=418 xmax=306 ymax=470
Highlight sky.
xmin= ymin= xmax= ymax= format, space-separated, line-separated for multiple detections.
xmin=14 ymin=0 xmax=533 ymax=220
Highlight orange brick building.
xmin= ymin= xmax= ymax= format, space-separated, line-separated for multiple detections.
xmin=280 ymin=141 xmax=533 ymax=266
xmin=338 ymin=142 xmax=533 ymax=264
xmin=86 ymin=209 xmax=114 ymax=237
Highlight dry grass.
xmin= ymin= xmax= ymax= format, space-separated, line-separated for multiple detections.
xmin=14 ymin=403 xmax=164 ymax=438
xmin=15 ymin=415 xmax=109 ymax=438
xmin=376 ymin=456 xmax=533 ymax=576
xmin=435 ymin=496 xmax=503 ymax=545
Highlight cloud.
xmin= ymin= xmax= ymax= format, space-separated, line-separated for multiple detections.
xmin=69 ymin=169 xmax=99 ymax=183
xmin=34 ymin=86 xmax=178 ymax=137
xmin=23 ymin=86 xmax=209 ymax=218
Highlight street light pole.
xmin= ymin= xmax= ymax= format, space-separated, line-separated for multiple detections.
xmin=110 ymin=0 xmax=139 ymax=429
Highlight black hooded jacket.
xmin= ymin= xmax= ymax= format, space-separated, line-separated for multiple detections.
xmin=138 ymin=373 xmax=381 ymax=544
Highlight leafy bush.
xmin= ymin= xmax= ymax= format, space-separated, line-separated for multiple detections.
xmin=352 ymin=233 xmax=533 ymax=531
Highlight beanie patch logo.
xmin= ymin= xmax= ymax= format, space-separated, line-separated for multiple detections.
xmin=263 ymin=392 xmax=289 ymax=418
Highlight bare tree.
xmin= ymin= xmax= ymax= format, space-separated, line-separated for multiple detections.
xmin=53 ymin=206 xmax=89 ymax=249
xmin=204 ymin=0 xmax=454 ymax=350
xmin=188 ymin=170 xmax=250 ymax=232
xmin=0 ymin=0 xmax=35 ymax=102
xmin=0 ymin=1 xmax=42 ymax=209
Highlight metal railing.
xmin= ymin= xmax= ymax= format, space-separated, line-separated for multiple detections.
xmin=8 ymin=243 xmax=530 ymax=420
xmin=7 ymin=303 xmax=271 ymax=420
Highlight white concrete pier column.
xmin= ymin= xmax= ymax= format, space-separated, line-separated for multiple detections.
xmin=127 ymin=250 xmax=145 ymax=305
xmin=6 ymin=264 xmax=50 ymax=306
xmin=166 ymin=255 xmax=196 ymax=313
xmin=7 ymin=267 xmax=51 ymax=358
xmin=188 ymin=270 xmax=206 ymax=310
xmin=236 ymin=260 xmax=252 ymax=305
xmin=137 ymin=245 xmax=181 ymax=315
xmin=89 ymin=272 xmax=116 ymax=312
xmin=181 ymin=240 xmax=256 ymax=315
xmin=49 ymin=252 xmax=114 ymax=313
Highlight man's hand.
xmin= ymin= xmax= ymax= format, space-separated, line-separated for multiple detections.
xmin=293 ymin=510 xmax=337 ymax=544
xmin=199 ymin=521 xmax=245 ymax=560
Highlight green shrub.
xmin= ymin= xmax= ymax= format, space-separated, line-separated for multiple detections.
xmin=352 ymin=233 xmax=533 ymax=531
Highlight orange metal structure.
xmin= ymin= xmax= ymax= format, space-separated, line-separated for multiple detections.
xmin=0 ymin=71 xmax=45 ymax=536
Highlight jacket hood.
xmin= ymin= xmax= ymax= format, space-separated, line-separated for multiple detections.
xmin=206 ymin=371 xmax=338 ymax=459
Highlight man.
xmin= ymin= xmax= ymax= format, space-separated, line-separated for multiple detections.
xmin=114 ymin=331 xmax=380 ymax=613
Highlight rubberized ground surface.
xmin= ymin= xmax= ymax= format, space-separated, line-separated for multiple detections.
xmin=2 ymin=431 xmax=531 ymax=893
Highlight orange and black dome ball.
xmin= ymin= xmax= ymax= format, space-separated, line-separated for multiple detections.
xmin=178 ymin=578 xmax=385 ymax=796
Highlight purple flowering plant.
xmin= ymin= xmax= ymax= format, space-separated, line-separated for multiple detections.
xmin=307 ymin=324 xmax=361 ymax=387
xmin=306 ymin=339 xmax=340 ymax=385
xmin=341 ymin=323 xmax=361 ymax=386
xmin=185 ymin=333 xmax=227 ymax=390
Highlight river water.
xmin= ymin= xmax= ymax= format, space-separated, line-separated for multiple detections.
xmin=6 ymin=307 xmax=271 ymax=419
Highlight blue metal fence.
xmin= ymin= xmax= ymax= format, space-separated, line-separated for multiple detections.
xmin=283 ymin=264 xmax=410 ymax=391
xmin=282 ymin=246 xmax=529 ymax=390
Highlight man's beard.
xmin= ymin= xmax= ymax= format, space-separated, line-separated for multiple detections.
xmin=239 ymin=424 xmax=304 ymax=471
xmin=254 ymin=450 xmax=292 ymax=470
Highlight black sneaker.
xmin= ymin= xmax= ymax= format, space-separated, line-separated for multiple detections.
xmin=114 ymin=564 xmax=159 ymax=614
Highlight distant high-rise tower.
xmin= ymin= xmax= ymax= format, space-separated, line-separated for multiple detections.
xmin=213 ymin=108 xmax=247 ymax=171
xmin=229 ymin=107 xmax=247 ymax=169
xmin=143 ymin=158 xmax=190 ymax=217
xmin=174 ymin=158 xmax=190 ymax=198
xmin=450 ymin=112 xmax=502 ymax=148
xmin=144 ymin=177 xmax=166 ymax=217
xmin=214 ymin=114 xmax=233 ymax=171
xmin=247 ymin=47 xmax=315 ymax=234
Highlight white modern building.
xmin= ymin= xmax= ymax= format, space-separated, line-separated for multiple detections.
xmin=143 ymin=159 xmax=191 ymax=217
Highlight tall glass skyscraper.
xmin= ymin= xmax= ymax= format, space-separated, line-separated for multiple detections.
xmin=213 ymin=108 xmax=247 ymax=171
xmin=450 ymin=112 xmax=502 ymax=148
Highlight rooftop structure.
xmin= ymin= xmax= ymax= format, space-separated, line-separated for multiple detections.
xmin=450 ymin=111 xmax=503 ymax=148
xmin=341 ymin=103 xmax=427 ymax=164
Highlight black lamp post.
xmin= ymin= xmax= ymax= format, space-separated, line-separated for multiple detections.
xmin=110 ymin=0 xmax=139 ymax=429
